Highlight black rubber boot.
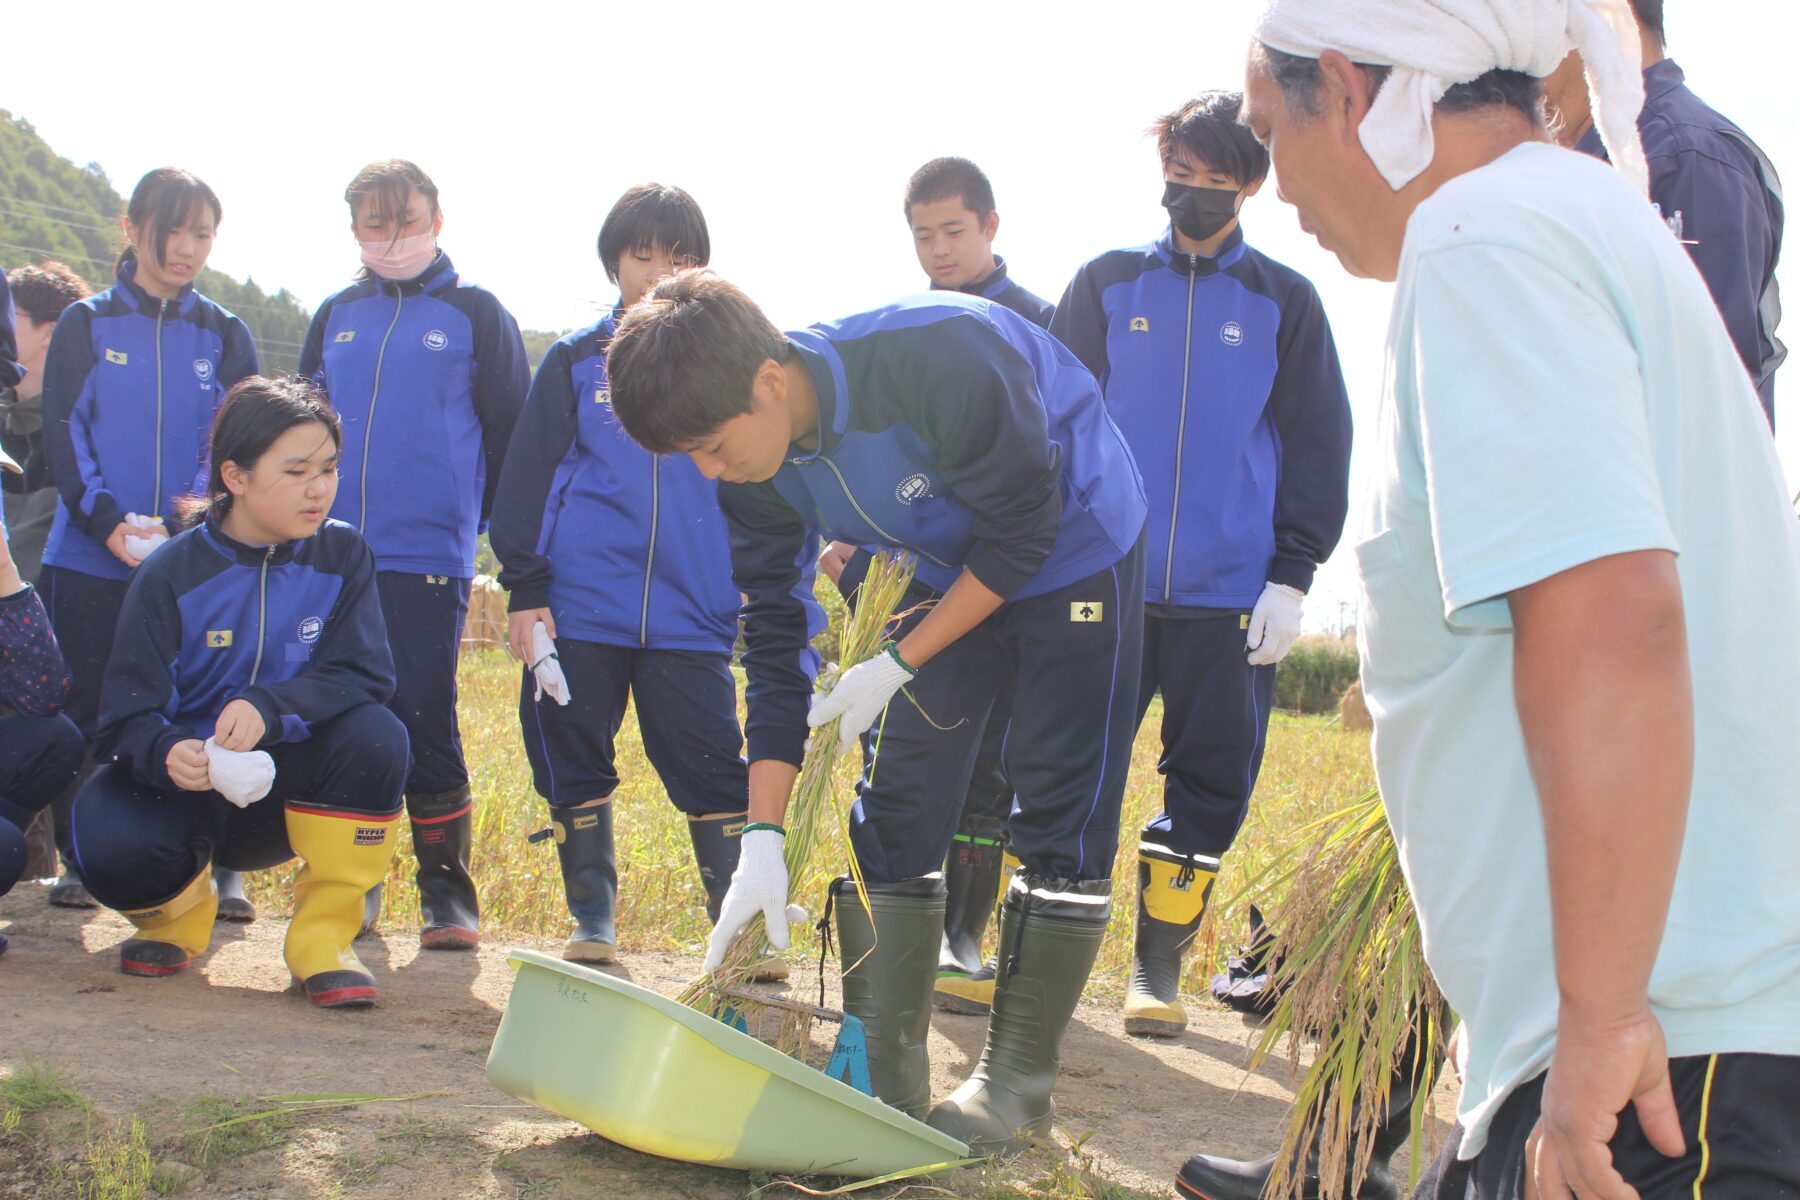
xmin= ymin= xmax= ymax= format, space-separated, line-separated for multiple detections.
xmin=927 ymin=874 xmax=1111 ymax=1156
xmin=215 ymin=865 xmax=257 ymax=923
xmin=553 ymin=805 xmax=618 ymax=964
xmin=49 ymin=869 xmax=98 ymax=908
xmin=1174 ymin=1055 xmax=1426 ymax=1200
xmin=832 ymin=874 xmax=946 ymax=1120
xmin=939 ymin=812 xmax=1005 ymax=977
xmin=1124 ymin=842 xmax=1218 ymax=1037
xmin=408 ymin=786 xmax=480 ymax=950
xmin=691 ymin=815 xmax=788 ymax=982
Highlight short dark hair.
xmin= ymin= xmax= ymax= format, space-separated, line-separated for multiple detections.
xmin=189 ymin=375 xmax=341 ymax=521
xmin=1152 ymin=93 xmax=1270 ymax=185
xmin=1630 ymin=0 xmax=1666 ymax=45
xmin=9 ymin=261 xmax=91 ymax=326
xmin=905 ymin=157 xmax=996 ymax=225
xmin=596 ymin=184 xmax=711 ymax=284
xmin=119 ymin=168 xmax=222 ymax=274
xmin=606 ymin=270 xmax=789 ymax=455
xmin=344 ymin=159 xmax=440 ymax=238
xmin=1255 ymin=45 xmax=1543 ymax=126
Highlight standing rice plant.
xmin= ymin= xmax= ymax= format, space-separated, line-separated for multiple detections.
xmin=678 ymin=552 xmax=919 ymax=1053
xmin=1230 ymin=792 xmax=1446 ymax=1200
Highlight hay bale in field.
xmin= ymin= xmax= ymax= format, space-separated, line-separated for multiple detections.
xmin=1338 ymin=679 xmax=1372 ymax=731
xmin=462 ymin=574 xmax=509 ymax=652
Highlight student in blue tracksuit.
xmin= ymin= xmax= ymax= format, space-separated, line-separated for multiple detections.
xmin=38 ymin=168 xmax=260 ymax=915
xmin=69 ymin=377 xmax=408 ymax=1007
xmin=606 ymin=270 xmax=1147 ymax=1154
xmin=489 ymin=184 xmax=766 ymax=968
xmin=1052 ymin=94 xmax=1352 ymax=1040
xmin=300 ymin=160 xmax=528 ymax=950
xmin=821 ymin=156 xmax=1059 ymax=1018
xmin=1544 ymin=0 xmax=1785 ymax=427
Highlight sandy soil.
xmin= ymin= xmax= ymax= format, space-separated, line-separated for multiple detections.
xmin=0 ymin=885 xmax=1451 ymax=1198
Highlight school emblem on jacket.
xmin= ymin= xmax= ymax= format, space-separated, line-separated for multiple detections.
xmin=594 ymin=388 xmax=610 ymax=405
xmin=297 ymin=616 xmax=323 ymax=644
xmin=104 ymin=348 xmax=129 ymax=365
xmin=895 ymin=473 xmax=932 ymax=504
xmin=207 ymin=630 xmax=234 ymax=647
xmin=1220 ymin=321 xmax=1243 ymax=347
xmin=193 ymin=359 xmax=214 ymax=383
xmin=423 ymin=330 xmax=449 ymax=351
xmin=1128 ymin=317 xmax=1150 ymax=333
xmin=335 ymin=330 xmax=356 ymax=343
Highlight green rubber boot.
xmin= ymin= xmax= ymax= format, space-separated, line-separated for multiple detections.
xmin=927 ymin=874 xmax=1111 ymax=1156
xmin=832 ymin=874 xmax=946 ymax=1120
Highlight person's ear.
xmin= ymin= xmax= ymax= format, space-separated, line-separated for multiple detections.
xmin=1318 ymin=50 xmax=1374 ymax=147
xmin=981 ymin=209 xmax=1000 ymax=243
xmin=220 ymin=459 xmax=251 ymax=499
xmin=1241 ymin=175 xmax=1267 ymax=200
xmin=751 ymin=358 xmax=785 ymax=412
xmin=430 ymin=208 xmax=445 ymax=239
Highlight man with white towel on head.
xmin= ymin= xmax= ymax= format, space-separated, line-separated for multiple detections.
xmin=1172 ymin=4 xmax=1800 ymax=1200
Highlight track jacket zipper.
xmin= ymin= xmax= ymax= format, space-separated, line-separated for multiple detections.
xmin=1163 ymin=262 xmax=1199 ymax=602
xmin=152 ymin=298 xmax=167 ymax=518
xmin=639 ymin=459 xmax=660 ymax=646
xmin=809 ymin=455 xmax=953 ymax=570
xmin=248 ymin=545 xmax=274 ymax=685
xmin=359 ymin=291 xmax=407 ymax=531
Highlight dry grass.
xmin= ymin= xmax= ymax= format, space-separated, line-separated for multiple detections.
xmin=245 ymin=598 xmax=1376 ymax=996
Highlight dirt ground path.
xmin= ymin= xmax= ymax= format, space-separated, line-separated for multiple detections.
xmin=1 ymin=887 xmax=1452 ymax=1198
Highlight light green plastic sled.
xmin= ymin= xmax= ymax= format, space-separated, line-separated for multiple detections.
xmin=486 ymin=949 xmax=970 ymax=1176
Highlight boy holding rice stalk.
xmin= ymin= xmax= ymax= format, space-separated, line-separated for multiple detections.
xmin=1182 ymin=3 xmax=1800 ymax=1198
xmin=606 ymin=269 xmax=1147 ymax=1156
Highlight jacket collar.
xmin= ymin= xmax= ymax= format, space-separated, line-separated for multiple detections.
xmin=1154 ymin=224 xmax=1248 ymax=277
xmin=932 ymin=255 xmax=1014 ymax=300
xmin=783 ymin=331 xmax=849 ymax=463
xmin=114 ymin=258 xmax=199 ymax=317
xmin=202 ymin=514 xmax=303 ymax=567
xmin=371 ymin=249 xmax=456 ymax=297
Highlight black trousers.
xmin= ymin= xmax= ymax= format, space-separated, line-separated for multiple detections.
xmin=376 ymin=572 xmax=470 ymax=796
xmin=1133 ymin=610 xmax=1277 ymax=858
xmin=1415 ymin=1054 xmax=1800 ymax=1199
xmin=519 ymin=638 xmax=747 ymax=816
xmin=70 ymin=704 xmax=408 ymax=909
xmin=0 ymin=712 xmax=84 ymax=894
xmin=39 ymin=565 xmax=130 ymax=738
xmin=846 ymin=538 xmax=1145 ymax=885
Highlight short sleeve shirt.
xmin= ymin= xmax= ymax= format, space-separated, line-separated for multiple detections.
xmin=1362 ymin=142 xmax=1800 ymax=1157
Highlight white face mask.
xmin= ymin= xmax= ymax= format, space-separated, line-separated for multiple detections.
xmin=358 ymin=231 xmax=437 ymax=281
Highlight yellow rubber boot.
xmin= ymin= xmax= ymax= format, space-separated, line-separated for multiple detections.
xmin=934 ymin=851 xmax=1019 ymax=1015
xmin=118 ymin=866 xmax=218 ymax=977
xmin=1122 ymin=844 xmax=1218 ymax=1037
xmin=285 ymin=807 xmax=402 ymax=1008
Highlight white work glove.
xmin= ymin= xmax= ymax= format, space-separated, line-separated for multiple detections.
xmin=702 ymin=827 xmax=807 ymax=974
xmin=123 ymin=513 xmax=169 ymax=564
xmin=1246 ymin=582 xmax=1305 ymax=666
xmin=202 ymin=736 xmax=275 ymax=808
xmin=805 ymin=645 xmax=916 ymax=755
xmin=528 ymin=621 xmax=570 ymax=706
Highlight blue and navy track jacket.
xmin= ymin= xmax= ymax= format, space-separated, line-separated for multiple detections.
xmin=299 ymin=252 xmax=528 ymax=578
xmin=39 ymin=260 xmax=259 ymax=581
xmin=489 ymin=312 xmax=740 ymax=653
xmin=935 ymin=256 xmax=1055 ymax=328
xmin=0 ymin=268 xmax=22 ymax=389
xmin=1576 ymin=59 xmax=1786 ymax=427
xmin=97 ymin=516 xmax=396 ymax=791
xmin=724 ymin=293 xmax=1148 ymax=766
xmin=1051 ymin=225 xmax=1351 ymax=609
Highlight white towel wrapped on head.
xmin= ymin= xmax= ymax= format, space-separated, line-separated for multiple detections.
xmin=122 ymin=513 xmax=169 ymax=564
xmin=1254 ymin=0 xmax=1648 ymax=195
xmin=203 ymin=736 xmax=276 ymax=808
xmin=530 ymin=621 xmax=570 ymax=707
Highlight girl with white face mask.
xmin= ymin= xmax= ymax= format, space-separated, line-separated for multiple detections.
xmin=298 ymin=159 xmax=530 ymax=952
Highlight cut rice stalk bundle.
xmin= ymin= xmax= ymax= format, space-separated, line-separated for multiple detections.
xmin=1230 ymin=792 xmax=1448 ymax=1200
xmin=679 ymin=551 xmax=921 ymax=1063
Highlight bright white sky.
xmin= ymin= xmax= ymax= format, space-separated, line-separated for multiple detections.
xmin=6 ymin=0 xmax=1797 ymax=626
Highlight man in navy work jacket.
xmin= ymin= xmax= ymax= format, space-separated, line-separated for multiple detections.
xmin=605 ymin=269 xmax=1146 ymax=1155
xmin=822 ymin=155 xmax=1061 ymax=1018
xmin=1544 ymin=0 xmax=1785 ymax=427
xmin=1052 ymin=92 xmax=1353 ymax=1040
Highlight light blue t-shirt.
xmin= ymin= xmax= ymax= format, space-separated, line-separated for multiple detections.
xmin=1360 ymin=141 xmax=1800 ymax=1157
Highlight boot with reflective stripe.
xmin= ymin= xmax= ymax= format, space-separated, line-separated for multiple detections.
xmin=1123 ymin=842 xmax=1218 ymax=1037
xmin=408 ymin=786 xmax=481 ymax=949
xmin=936 ymin=847 xmax=1018 ymax=1016
xmin=832 ymin=874 xmax=945 ymax=1119
xmin=927 ymin=874 xmax=1111 ymax=1156
xmin=118 ymin=865 xmax=218 ymax=977
xmin=691 ymin=814 xmax=788 ymax=982
xmin=553 ymin=805 xmax=617 ymax=964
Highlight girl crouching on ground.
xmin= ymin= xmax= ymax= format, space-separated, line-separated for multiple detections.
xmin=69 ymin=377 xmax=409 ymax=1007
